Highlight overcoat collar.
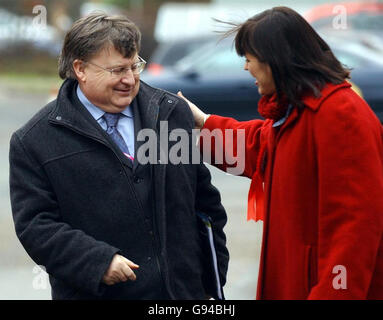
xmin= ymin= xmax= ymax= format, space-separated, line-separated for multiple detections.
xmin=270 ymin=81 xmax=352 ymax=140
xmin=48 ymin=78 xmax=176 ymax=134
xmin=48 ymin=78 xmax=178 ymax=169
xmin=302 ymin=81 xmax=351 ymax=111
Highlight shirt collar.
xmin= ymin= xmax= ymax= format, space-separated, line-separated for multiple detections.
xmin=76 ymin=85 xmax=133 ymax=120
xmin=272 ymin=103 xmax=293 ymax=128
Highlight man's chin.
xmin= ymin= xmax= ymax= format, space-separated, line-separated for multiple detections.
xmin=113 ymin=97 xmax=134 ymax=108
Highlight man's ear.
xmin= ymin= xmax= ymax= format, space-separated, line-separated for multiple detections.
xmin=72 ymin=59 xmax=87 ymax=82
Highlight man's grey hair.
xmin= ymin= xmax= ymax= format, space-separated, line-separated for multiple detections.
xmin=58 ymin=12 xmax=141 ymax=79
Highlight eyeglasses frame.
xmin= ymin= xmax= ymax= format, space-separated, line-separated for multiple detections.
xmin=85 ymin=56 xmax=146 ymax=77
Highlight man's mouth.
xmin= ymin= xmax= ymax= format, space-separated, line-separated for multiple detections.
xmin=114 ymin=88 xmax=131 ymax=94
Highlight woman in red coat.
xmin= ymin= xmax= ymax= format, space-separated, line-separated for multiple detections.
xmin=178 ymin=6 xmax=383 ymax=299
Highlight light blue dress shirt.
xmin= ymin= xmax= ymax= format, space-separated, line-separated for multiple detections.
xmin=272 ymin=104 xmax=293 ymax=128
xmin=76 ymin=85 xmax=135 ymax=157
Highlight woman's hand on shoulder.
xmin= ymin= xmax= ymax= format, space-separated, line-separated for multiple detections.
xmin=177 ymin=91 xmax=210 ymax=129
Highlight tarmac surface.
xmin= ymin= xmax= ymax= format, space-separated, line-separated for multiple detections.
xmin=0 ymin=81 xmax=262 ymax=300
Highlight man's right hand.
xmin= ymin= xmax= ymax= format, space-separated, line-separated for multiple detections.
xmin=102 ymin=254 xmax=139 ymax=285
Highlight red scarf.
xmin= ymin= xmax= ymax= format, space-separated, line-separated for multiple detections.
xmin=258 ymin=93 xmax=289 ymax=121
xmin=247 ymin=93 xmax=289 ymax=221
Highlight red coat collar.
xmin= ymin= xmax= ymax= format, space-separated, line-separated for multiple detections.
xmin=302 ymin=81 xmax=351 ymax=111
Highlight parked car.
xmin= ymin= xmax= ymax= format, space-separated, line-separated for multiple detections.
xmin=141 ymin=36 xmax=383 ymax=122
xmin=304 ymin=1 xmax=383 ymax=33
xmin=304 ymin=1 xmax=383 ymax=56
xmin=142 ymin=37 xmax=261 ymax=120
xmin=146 ymin=35 xmax=217 ymax=76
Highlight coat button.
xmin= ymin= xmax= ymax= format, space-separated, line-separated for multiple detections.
xmin=56 ymin=116 xmax=62 ymax=121
xmin=168 ymin=100 xmax=173 ymax=104
xmin=147 ymin=256 xmax=152 ymax=261
xmin=133 ymin=176 xmax=142 ymax=183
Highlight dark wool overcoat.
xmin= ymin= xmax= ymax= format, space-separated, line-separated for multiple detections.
xmin=9 ymin=79 xmax=229 ymax=300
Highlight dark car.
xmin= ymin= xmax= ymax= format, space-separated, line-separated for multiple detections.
xmin=304 ymin=1 xmax=383 ymax=34
xmin=146 ymin=35 xmax=217 ymax=76
xmin=141 ymin=36 xmax=383 ymax=122
xmin=142 ymin=38 xmax=261 ymax=120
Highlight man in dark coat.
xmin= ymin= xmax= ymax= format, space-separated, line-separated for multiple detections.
xmin=9 ymin=13 xmax=229 ymax=300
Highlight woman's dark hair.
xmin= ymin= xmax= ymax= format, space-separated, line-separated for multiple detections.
xmin=226 ymin=6 xmax=350 ymax=107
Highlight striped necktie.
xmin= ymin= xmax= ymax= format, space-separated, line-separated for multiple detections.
xmin=103 ymin=112 xmax=133 ymax=161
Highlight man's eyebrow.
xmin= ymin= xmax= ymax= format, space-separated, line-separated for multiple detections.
xmin=108 ymin=58 xmax=140 ymax=69
xmin=107 ymin=64 xmax=126 ymax=69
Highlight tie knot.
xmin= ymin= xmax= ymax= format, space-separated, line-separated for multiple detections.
xmin=103 ymin=113 xmax=121 ymax=131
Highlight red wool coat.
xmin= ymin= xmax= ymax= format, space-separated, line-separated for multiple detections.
xmin=202 ymin=82 xmax=383 ymax=299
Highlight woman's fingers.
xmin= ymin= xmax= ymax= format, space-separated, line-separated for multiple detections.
xmin=177 ymin=91 xmax=207 ymax=129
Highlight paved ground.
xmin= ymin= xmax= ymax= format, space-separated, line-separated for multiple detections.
xmin=0 ymin=81 xmax=262 ymax=300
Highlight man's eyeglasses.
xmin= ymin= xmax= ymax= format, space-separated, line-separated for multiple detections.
xmin=86 ymin=56 xmax=146 ymax=77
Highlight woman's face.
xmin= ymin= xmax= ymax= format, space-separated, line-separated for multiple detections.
xmin=244 ymin=53 xmax=276 ymax=96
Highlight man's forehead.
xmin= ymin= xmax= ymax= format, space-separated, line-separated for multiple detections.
xmin=93 ymin=45 xmax=138 ymax=63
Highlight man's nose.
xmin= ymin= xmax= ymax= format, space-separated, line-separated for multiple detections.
xmin=120 ymin=70 xmax=136 ymax=85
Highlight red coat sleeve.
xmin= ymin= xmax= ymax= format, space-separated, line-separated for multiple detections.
xmin=309 ymin=90 xmax=383 ymax=299
xmin=201 ymin=115 xmax=268 ymax=178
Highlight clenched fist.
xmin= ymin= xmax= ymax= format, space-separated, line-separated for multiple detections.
xmin=102 ymin=254 xmax=139 ymax=285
